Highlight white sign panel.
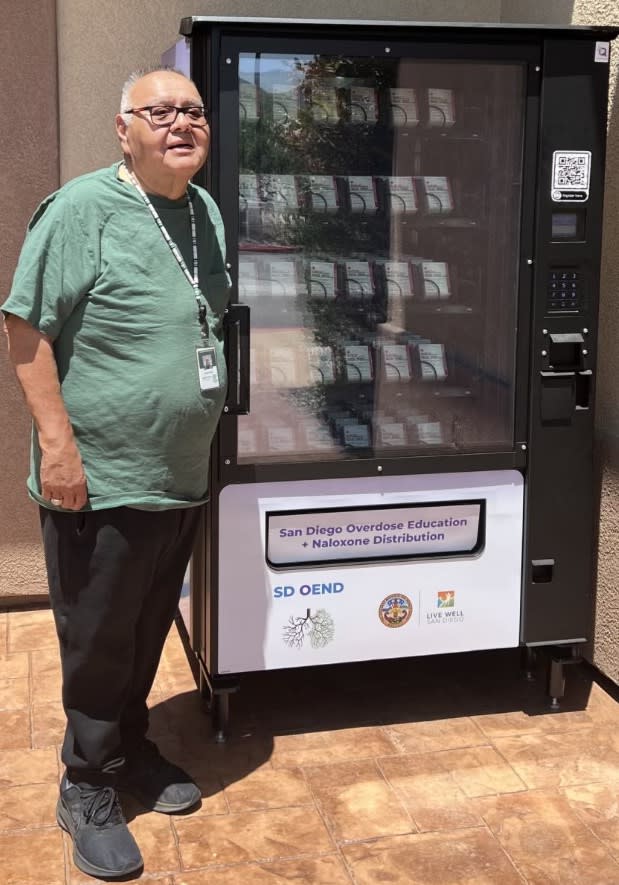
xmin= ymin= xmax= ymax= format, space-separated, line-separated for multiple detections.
xmin=217 ymin=471 xmax=524 ymax=673
xmin=267 ymin=501 xmax=483 ymax=566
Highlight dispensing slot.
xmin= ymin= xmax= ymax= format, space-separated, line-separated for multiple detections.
xmin=540 ymin=371 xmax=575 ymax=423
xmin=548 ymin=332 xmax=584 ymax=371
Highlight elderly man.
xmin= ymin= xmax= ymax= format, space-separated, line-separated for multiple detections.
xmin=2 ymin=68 xmax=230 ymax=879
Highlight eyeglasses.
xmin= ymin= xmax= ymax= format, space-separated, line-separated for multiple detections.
xmin=123 ymin=105 xmax=208 ymax=126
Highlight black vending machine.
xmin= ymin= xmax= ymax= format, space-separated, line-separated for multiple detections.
xmin=176 ymin=17 xmax=617 ymax=735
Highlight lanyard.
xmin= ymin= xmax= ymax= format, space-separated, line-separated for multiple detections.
xmin=128 ymin=169 xmax=208 ymax=335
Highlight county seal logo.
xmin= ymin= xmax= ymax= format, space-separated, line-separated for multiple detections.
xmin=378 ymin=594 xmax=412 ymax=628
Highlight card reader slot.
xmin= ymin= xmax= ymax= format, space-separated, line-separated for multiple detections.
xmin=575 ymin=369 xmax=592 ymax=410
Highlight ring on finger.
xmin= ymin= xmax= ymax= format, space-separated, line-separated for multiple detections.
xmin=50 ymin=498 xmax=63 ymax=506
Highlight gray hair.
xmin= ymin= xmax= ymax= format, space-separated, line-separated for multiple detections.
xmin=119 ymin=66 xmax=196 ymax=123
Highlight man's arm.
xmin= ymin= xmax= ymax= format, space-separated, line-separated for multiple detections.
xmin=3 ymin=313 xmax=87 ymax=511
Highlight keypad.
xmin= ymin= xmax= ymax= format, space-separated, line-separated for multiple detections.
xmin=547 ymin=269 xmax=582 ymax=312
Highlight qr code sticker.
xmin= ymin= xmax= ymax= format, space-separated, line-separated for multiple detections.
xmin=556 ymin=155 xmax=588 ymax=187
xmin=551 ymin=151 xmax=591 ymax=200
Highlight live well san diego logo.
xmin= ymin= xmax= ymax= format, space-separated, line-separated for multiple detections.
xmin=427 ymin=590 xmax=464 ymax=624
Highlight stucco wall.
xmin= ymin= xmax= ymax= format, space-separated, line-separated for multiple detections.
xmin=56 ymin=0 xmax=502 ymax=182
xmin=0 ymin=1 xmax=59 ymax=601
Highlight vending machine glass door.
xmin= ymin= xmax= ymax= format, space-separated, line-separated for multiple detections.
xmin=235 ymin=50 xmax=525 ymax=465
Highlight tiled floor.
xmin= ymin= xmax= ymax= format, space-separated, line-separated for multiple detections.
xmin=2 ymin=606 xmax=619 ymax=883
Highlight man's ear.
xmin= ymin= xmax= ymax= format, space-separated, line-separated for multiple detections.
xmin=115 ymin=114 xmax=129 ymax=151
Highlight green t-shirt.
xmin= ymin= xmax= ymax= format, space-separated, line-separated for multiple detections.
xmin=3 ymin=163 xmax=231 ymax=510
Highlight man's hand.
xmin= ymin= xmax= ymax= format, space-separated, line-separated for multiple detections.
xmin=3 ymin=313 xmax=89 ymax=510
xmin=40 ymin=439 xmax=88 ymax=511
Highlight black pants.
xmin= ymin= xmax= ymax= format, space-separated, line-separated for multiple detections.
xmin=40 ymin=505 xmax=201 ymax=786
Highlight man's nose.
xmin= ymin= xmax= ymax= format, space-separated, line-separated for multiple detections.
xmin=171 ymin=110 xmax=192 ymax=131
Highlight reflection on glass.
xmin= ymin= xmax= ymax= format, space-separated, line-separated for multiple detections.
xmin=236 ymin=52 xmax=525 ymax=464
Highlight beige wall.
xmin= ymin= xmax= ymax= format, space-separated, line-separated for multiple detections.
xmin=56 ymin=0 xmax=502 ymax=182
xmin=2 ymin=0 xmax=618 ymax=682
xmin=501 ymin=0 xmax=575 ymax=23
xmin=0 ymin=0 xmax=59 ymax=601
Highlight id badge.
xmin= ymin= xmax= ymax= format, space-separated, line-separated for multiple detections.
xmin=196 ymin=346 xmax=221 ymax=392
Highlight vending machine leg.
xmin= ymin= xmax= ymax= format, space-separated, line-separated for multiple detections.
xmin=521 ymin=645 xmax=537 ymax=682
xmin=212 ymin=693 xmax=229 ymax=744
xmin=548 ymin=657 xmax=565 ymax=710
xmin=547 ymin=645 xmax=583 ymax=710
xmin=198 ymin=667 xmax=239 ymax=743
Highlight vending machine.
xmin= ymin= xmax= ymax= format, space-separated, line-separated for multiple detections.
xmin=178 ymin=17 xmax=617 ymax=736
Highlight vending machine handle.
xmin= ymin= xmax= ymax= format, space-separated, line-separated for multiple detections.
xmin=223 ymin=303 xmax=250 ymax=415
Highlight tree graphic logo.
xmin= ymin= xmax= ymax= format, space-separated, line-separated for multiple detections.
xmin=283 ymin=608 xmax=335 ymax=649
xmin=378 ymin=594 xmax=412 ymax=628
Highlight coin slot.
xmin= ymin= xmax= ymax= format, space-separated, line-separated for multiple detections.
xmin=532 ymin=559 xmax=554 ymax=583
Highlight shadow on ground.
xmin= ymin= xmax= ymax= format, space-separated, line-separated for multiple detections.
xmin=139 ymin=645 xmax=600 ymax=816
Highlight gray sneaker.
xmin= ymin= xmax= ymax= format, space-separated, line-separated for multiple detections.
xmin=57 ymin=776 xmax=143 ymax=880
xmin=120 ymin=739 xmax=201 ymax=813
